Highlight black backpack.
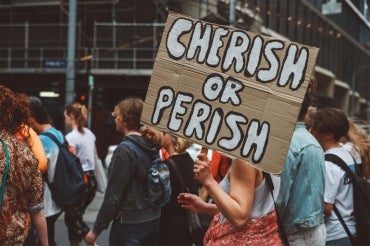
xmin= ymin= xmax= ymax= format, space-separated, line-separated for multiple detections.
xmin=325 ymin=154 xmax=370 ymax=245
xmin=42 ymin=132 xmax=86 ymax=209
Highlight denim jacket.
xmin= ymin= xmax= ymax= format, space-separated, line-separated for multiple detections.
xmin=276 ymin=122 xmax=325 ymax=234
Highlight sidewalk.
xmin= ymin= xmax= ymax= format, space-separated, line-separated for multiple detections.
xmin=55 ymin=192 xmax=110 ymax=245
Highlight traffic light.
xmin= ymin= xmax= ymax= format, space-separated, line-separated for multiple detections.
xmin=79 ymin=93 xmax=87 ymax=102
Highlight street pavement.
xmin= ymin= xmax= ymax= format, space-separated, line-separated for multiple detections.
xmin=55 ymin=192 xmax=110 ymax=245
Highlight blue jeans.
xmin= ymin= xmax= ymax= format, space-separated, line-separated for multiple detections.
xmin=109 ymin=218 xmax=160 ymax=246
xmin=326 ymin=237 xmax=352 ymax=246
xmin=288 ymin=223 xmax=326 ymax=246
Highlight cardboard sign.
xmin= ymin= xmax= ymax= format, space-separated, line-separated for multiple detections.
xmin=142 ymin=12 xmax=319 ymax=173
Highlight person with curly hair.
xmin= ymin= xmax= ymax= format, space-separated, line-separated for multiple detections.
xmin=85 ymin=97 xmax=163 ymax=245
xmin=0 ymin=85 xmax=48 ymax=245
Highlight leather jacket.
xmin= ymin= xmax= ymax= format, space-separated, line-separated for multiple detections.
xmin=92 ymin=135 xmax=160 ymax=236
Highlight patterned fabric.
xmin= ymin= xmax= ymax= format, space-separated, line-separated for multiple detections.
xmin=0 ymin=132 xmax=44 ymax=245
xmin=64 ymin=171 xmax=96 ymax=241
xmin=204 ymin=210 xmax=282 ymax=246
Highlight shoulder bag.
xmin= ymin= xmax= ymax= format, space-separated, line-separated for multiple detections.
xmin=166 ymin=158 xmax=211 ymax=246
xmin=0 ymin=138 xmax=10 ymax=206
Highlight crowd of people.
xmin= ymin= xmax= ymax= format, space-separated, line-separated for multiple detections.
xmin=0 ymin=82 xmax=370 ymax=246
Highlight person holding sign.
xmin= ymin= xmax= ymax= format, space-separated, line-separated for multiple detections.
xmin=178 ymin=155 xmax=282 ymax=245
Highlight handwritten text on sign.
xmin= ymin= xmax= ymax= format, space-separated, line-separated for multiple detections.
xmin=142 ymin=12 xmax=319 ymax=173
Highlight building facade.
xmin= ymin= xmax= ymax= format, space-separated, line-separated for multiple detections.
xmin=0 ymin=0 xmax=369 ymax=157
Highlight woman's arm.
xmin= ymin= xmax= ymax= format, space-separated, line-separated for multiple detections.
xmin=31 ymin=209 xmax=49 ymax=246
xmin=194 ymin=154 xmax=259 ymax=229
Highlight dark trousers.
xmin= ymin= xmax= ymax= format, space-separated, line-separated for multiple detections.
xmin=109 ymin=218 xmax=160 ymax=246
xmin=46 ymin=212 xmax=62 ymax=246
xmin=65 ymin=171 xmax=97 ymax=241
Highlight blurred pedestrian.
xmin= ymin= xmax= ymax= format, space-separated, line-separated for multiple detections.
xmin=0 ymin=85 xmax=48 ymax=245
xmin=85 ymin=97 xmax=163 ymax=245
xmin=178 ymin=155 xmax=282 ymax=245
xmin=64 ymin=102 xmax=97 ymax=246
xmin=340 ymin=118 xmax=370 ymax=180
xmin=276 ymin=78 xmax=326 ymax=246
xmin=158 ymin=131 xmax=200 ymax=245
xmin=310 ymin=108 xmax=354 ymax=245
xmin=28 ymin=96 xmax=64 ymax=246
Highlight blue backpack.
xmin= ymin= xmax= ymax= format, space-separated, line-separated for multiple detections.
xmin=123 ymin=140 xmax=171 ymax=208
xmin=42 ymin=132 xmax=86 ymax=209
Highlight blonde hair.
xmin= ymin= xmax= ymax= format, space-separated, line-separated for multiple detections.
xmin=65 ymin=102 xmax=88 ymax=133
xmin=347 ymin=119 xmax=370 ymax=179
xmin=171 ymin=135 xmax=193 ymax=153
xmin=304 ymin=106 xmax=317 ymax=129
xmin=140 ymin=126 xmax=163 ymax=149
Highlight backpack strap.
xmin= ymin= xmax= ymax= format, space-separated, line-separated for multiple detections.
xmin=0 ymin=138 xmax=10 ymax=207
xmin=325 ymin=154 xmax=355 ymax=179
xmin=263 ymin=172 xmax=290 ymax=246
xmin=41 ymin=131 xmax=64 ymax=148
xmin=324 ymin=153 xmax=355 ymax=242
xmin=40 ymin=131 xmax=66 ymax=185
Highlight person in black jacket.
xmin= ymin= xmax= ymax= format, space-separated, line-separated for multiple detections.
xmin=158 ymin=132 xmax=201 ymax=245
xmin=85 ymin=97 xmax=163 ymax=246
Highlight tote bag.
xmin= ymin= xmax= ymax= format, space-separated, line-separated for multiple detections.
xmin=94 ymin=156 xmax=107 ymax=193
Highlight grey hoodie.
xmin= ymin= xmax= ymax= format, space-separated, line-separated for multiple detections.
xmin=92 ymin=134 xmax=160 ymax=235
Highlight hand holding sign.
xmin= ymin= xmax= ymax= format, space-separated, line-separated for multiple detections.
xmin=194 ymin=152 xmax=212 ymax=183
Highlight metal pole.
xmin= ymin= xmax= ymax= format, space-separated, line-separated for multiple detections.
xmin=88 ymin=75 xmax=94 ymax=128
xmin=351 ymin=71 xmax=356 ymax=116
xmin=350 ymin=64 xmax=370 ymax=116
xmin=25 ymin=21 xmax=29 ymax=68
xmin=229 ymin=0 xmax=236 ymax=27
xmin=65 ymin=0 xmax=77 ymax=105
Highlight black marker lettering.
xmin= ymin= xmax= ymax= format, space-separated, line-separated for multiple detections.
xmin=205 ymin=108 xmax=224 ymax=144
xmin=278 ymin=45 xmax=308 ymax=90
xmin=203 ymin=74 xmax=224 ymax=101
xmin=220 ymin=77 xmax=244 ymax=106
xmin=206 ymin=27 xmax=229 ymax=67
xmin=166 ymin=18 xmax=193 ymax=60
xmin=241 ymin=120 xmax=270 ymax=163
xmin=218 ymin=112 xmax=248 ymax=150
xmin=187 ymin=22 xmax=212 ymax=63
xmin=222 ymin=31 xmax=250 ymax=73
xmin=169 ymin=92 xmax=193 ymax=131
xmin=184 ymin=100 xmax=211 ymax=140
xmin=257 ymin=40 xmax=284 ymax=83
xmin=152 ymin=87 xmax=174 ymax=124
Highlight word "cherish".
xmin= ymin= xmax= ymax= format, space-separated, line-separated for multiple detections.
xmin=166 ymin=17 xmax=309 ymax=91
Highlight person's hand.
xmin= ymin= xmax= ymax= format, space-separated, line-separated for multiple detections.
xmin=193 ymin=153 xmax=212 ymax=184
xmin=85 ymin=230 xmax=97 ymax=246
xmin=178 ymin=192 xmax=206 ymax=214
